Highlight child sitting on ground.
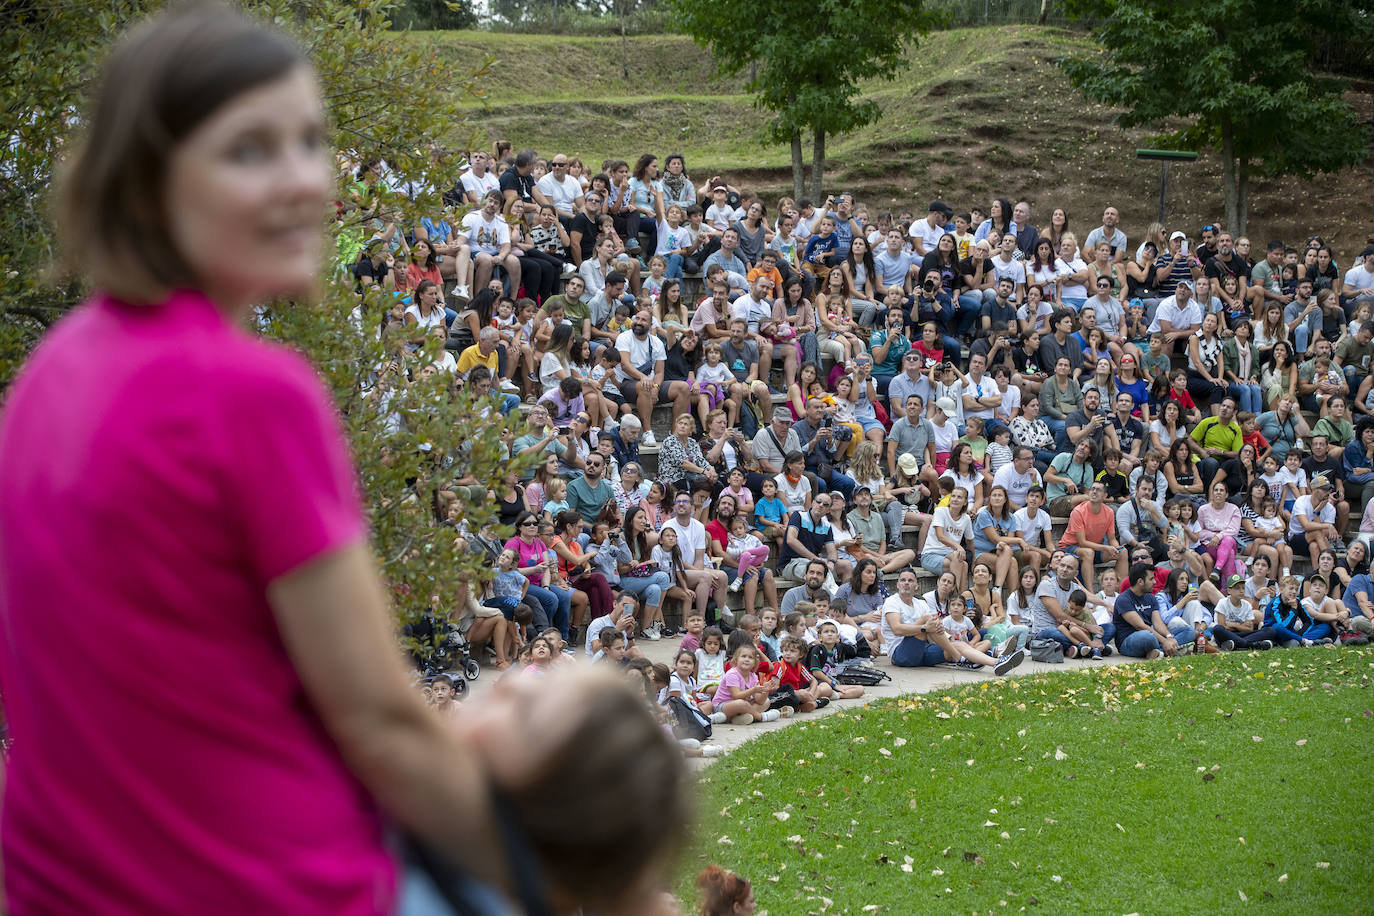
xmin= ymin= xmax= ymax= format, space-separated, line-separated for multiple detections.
xmin=775 ymin=636 xmax=824 ymax=712
xmin=804 ymin=620 xmax=866 ymax=700
xmin=678 ymin=612 xmax=706 ymax=654
xmin=712 ymin=645 xmax=785 ymax=725
xmin=782 ymin=610 xmax=811 ymax=645
xmin=1060 ymin=589 xmax=1107 ymax=659
xmin=694 ymin=626 xmax=728 ymax=694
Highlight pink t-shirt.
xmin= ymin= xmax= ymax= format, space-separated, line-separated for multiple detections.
xmin=711 ymin=666 xmax=758 ymax=705
xmin=0 ymin=292 xmax=394 ymax=914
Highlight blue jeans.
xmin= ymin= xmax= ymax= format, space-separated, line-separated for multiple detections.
xmin=663 ymin=252 xmax=684 ymax=279
xmin=1235 ymin=382 xmax=1264 ymax=415
xmin=620 ymin=571 xmax=670 ymax=607
xmin=891 ymin=636 xmax=947 ymax=667
xmin=1293 ymin=322 xmax=1311 ymax=355
xmin=818 ymin=469 xmax=856 ymax=501
xmin=525 ymin=584 xmax=572 ymax=639
xmin=1044 ymin=417 xmax=1067 ymax=451
xmin=498 ymin=393 xmax=520 ymax=415
xmin=1118 ymin=622 xmax=1194 ymax=658
xmin=953 ymin=293 xmax=981 ymax=338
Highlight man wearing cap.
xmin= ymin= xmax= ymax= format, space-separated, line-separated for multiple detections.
xmin=1083 ymin=206 xmax=1127 ymax=263
xmin=1247 ymin=240 xmax=1293 ymax=314
xmin=1288 ymin=477 xmax=1340 ymax=568
xmin=1341 ymin=244 xmax=1374 ymax=314
xmin=848 ymin=485 xmax=918 ymax=572
xmin=751 ymin=408 xmax=805 ymax=496
xmin=909 ymin=200 xmax=953 ymax=258
xmin=1155 ymin=230 xmax=1201 ymax=297
xmin=1147 ymin=276 xmax=1201 ymax=353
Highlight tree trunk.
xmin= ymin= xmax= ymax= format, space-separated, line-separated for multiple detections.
xmin=810 ymin=130 xmax=826 ymax=203
xmin=618 ymin=0 xmax=629 ymax=80
xmin=790 ymin=128 xmax=805 ymax=201
xmin=1037 ymin=0 xmax=1051 ymax=25
xmin=1220 ymin=116 xmax=1238 ymax=236
xmin=1237 ymin=161 xmax=1250 ymax=237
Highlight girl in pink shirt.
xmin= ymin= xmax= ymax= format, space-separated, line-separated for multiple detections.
xmin=710 ymin=645 xmax=781 ymax=725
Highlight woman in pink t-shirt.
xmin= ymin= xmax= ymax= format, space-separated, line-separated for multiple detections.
xmin=0 ymin=8 xmax=690 ymax=915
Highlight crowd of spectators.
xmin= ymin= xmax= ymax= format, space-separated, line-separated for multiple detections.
xmin=356 ymin=145 xmax=1374 ymax=699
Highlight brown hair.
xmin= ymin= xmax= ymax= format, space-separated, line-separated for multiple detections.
xmin=58 ymin=4 xmax=306 ymax=303
xmin=697 ymin=865 xmax=752 ymax=915
xmin=508 ymin=668 xmax=688 ymax=907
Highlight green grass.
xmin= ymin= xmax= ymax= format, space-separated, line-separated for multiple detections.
xmin=686 ymin=650 xmax=1374 ymax=914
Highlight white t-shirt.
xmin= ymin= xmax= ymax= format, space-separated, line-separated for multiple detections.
xmin=1287 ymin=495 xmax=1335 ymax=538
xmin=730 ymin=294 xmax=773 ymax=334
xmin=908 ymin=217 xmax=946 ymax=255
xmin=1148 ymin=296 xmax=1201 ymax=334
xmin=1013 ymin=506 xmax=1053 ymax=549
xmin=880 ymin=593 xmax=924 ymax=657
xmin=538 ymin=352 xmax=569 ymax=394
xmin=664 ymin=516 xmax=708 ymax=567
xmin=994 ymin=383 xmax=1021 ymax=423
xmin=930 ymin=417 xmax=957 ymax=456
xmin=993 ymin=463 xmax=1041 ymax=507
xmin=612 ymin=328 xmax=666 ymax=383
xmin=459 ymin=169 xmax=499 ymax=201
xmin=705 ymin=203 xmax=743 ymax=231
xmin=775 ymin=474 xmax=812 ymax=514
xmin=1059 ymin=256 xmax=1090 ymax=300
xmin=925 ymin=507 xmax=973 ymax=559
xmin=1343 ymin=262 xmax=1374 ymax=294
xmin=462 ymin=210 xmax=510 ymax=255
xmin=404 ymin=303 xmax=446 ymax=334
xmin=1214 ymin=596 xmax=1254 ymax=626
xmin=536 ymin=173 xmax=583 ymax=215
xmin=963 ymin=373 xmax=998 ymax=421
xmin=990 ymin=255 xmax=1027 ymax=286
xmin=942 ymin=614 xmax=976 ymax=642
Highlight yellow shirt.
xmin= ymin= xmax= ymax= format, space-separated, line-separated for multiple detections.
xmin=456 ymin=344 xmax=498 ymax=376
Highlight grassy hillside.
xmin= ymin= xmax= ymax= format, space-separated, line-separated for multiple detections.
xmin=417 ymin=27 xmax=1374 ymax=262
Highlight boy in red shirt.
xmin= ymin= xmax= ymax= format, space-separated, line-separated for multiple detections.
xmin=775 ymin=636 xmax=823 ymax=712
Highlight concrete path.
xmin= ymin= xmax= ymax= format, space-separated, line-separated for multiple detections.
xmin=462 ymin=634 xmax=1149 ymax=762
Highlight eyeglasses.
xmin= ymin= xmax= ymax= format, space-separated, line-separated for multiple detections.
xmin=584 ymin=196 xmax=601 ymax=203
xmin=553 ymin=161 xmax=568 ymax=167
xmin=520 ymin=520 xmax=538 ymax=527
xmin=1202 ymin=224 xmax=1216 ymax=233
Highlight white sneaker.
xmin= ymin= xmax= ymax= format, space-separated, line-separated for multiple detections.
xmin=760 ymin=709 xmax=781 ymax=723
xmin=709 ymin=711 xmax=727 ymax=724
xmin=701 ymin=744 xmax=725 ymax=757
xmin=452 ymin=284 xmax=470 ymax=303
xmin=678 ymin=738 xmax=702 ymax=750
xmin=644 ymin=623 xmax=662 ymax=640
xmin=641 ymin=430 xmax=657 ymax=447
xmin=729 ymin=713 xmax=755 ymax=726
xmin=778 ymin=706 xmax=795 ymax=718
xmin=499 ymin=379 xmax=520 ymax=394
xmin=728 ymin=577 xmax=742 ymax=593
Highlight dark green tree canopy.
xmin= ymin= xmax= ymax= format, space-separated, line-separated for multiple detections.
xmin=1059 ymin=0 xmax=1371 ymax=233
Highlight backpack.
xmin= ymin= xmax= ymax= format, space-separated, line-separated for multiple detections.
xmin=833 ymin=658 xmax=892 ymax=686
xmin=667 ymin=696 xmax=712 ymax=741
xmin=1027 ymin=635 xmax=1065 ymax=664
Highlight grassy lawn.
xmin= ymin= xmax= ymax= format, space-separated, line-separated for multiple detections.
xmin=687 ymin=649 xmax=1374 ymax=914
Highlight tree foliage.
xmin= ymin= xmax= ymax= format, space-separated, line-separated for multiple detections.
xmin=1059 ymin=0 xmax=1372 ymax=235
xmin=670 ymin=0 xmax=939 ymax=200
xmin=0 ymin=0 xmax=514 ymax=654
xmin=389 ymin=0 xmax=478 ymax=30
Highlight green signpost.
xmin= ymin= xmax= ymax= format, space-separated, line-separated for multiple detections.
xmin=1136 ymin=149 xmax=1199 ymax=225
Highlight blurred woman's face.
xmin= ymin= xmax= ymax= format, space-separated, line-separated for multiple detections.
xmin=166 ymin=68 xmax=330 ymax=311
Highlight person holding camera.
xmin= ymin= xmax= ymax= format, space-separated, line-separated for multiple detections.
xmin=914 ymin=268 xmax=964 ymax=363
xmin=868 ymin=308 xmax=911 ymax=398
xmin=793 ymin=396 xmax=857 ymax=501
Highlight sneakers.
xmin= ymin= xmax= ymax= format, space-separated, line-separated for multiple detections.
xmin=451 ymin=284 xmax=470 ymax=304
xmin=728 ymin=577 xmax=742 ymax=593
xmin=729 ymin=713 xmax=755 ymax=726
xmin=499 ymin=378 xmax=520 ymax=394
xmin=1078 ymin=643 xmax=1093 ymax=659
xmin=954 ymin=658 xmax=981 ymax=670
xmin=1101 ymin=643 xmax=1114 ymax=657
xmin=709 ymin=711 xmax=728 ymax=724
xmin=641 ymin=430 xmax=657 ymax=447
xmin=993 ymin=647 xmax=1026 ymax=677
xmin=644 ymin=623 xmax=662 ymax=640
xmin=777 ymin=706 xmax=796 ymax=718
xmin=1090 ymin=647 xmax=1104 ymax=660
xmin=993 ymin=638 xmax=1014 ymax=658
xmin=701 ymin=744 xmax=726 ymax=757
xmin=759 ymin=709 xmax=782 ymax=723
xmin=717 ymin=606 xmax=737 ymax=626
xmin=1314 ymin=637 xmax=1335 ymax=646
xmin=1217 ymin=638 xmax=1237 ymax=652
xmin=815 ymin=697 xmax=830 ymax=708
xmin=1340 ymin=631 xmax=1370 ymax=646
xmin=1251 ymin=639 xmax=1274 ymax=651
xmin=679 ymin=738 xmax=702 ymax=750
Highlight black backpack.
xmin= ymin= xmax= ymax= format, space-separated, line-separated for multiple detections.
xmin=667 ymin=696 xmax=712 ymax=740
xmin=833 ymin=659 xmax=892 ymax=686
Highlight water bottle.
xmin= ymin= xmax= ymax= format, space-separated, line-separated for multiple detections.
xmin=966 ymin=596 xmax=976 ymax=617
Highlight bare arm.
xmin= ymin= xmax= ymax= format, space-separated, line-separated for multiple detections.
xmin=269 ymin=545 xmax=505 ymax=881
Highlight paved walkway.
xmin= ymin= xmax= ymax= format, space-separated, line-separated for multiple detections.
xmin=463 ymin=635 xmax=1148 ymax=761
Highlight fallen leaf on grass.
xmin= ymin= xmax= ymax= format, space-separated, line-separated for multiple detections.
xmin=1054 ymin=746 xmax=1068 ymax=760
xmin=1316 ymin=861 xmax=1330 ymax=868
xmin=1296 ymin=739 xmax=1307 ymax=746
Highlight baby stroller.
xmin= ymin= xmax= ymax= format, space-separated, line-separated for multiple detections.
xmin=405 ymin=612 xmax=480 ymax=696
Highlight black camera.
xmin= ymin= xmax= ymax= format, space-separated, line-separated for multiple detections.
xmin=923 ymin=278 xmax=937 ymax=293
